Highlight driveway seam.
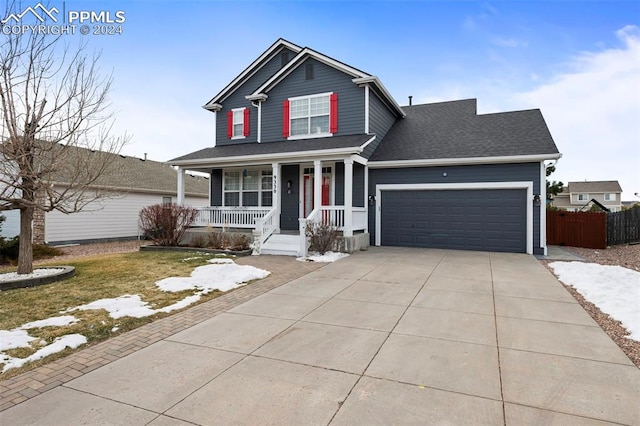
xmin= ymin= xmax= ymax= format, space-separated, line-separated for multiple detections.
xmin=489 ymin=252 xmax=508 ymax=426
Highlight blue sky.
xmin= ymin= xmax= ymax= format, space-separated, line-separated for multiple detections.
xmin=20 ymin=1 xmax=640 ymax=199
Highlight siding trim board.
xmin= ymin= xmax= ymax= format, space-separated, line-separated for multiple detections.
xmin=375 ymin=181 xmax=533 ymax=254
xmin=369 ymin=153 xmax=562 ymax=168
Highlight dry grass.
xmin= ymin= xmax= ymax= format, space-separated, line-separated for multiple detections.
xmin=0 ymin=251 xmax=227 ymax=378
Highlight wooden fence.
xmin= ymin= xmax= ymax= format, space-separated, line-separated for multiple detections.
xmin=607 ymin=208 xmax=640 ymax=245
xmin=546 ymin=210 xmax=607 ymax=249
xmin=547 ymin=208 xmax=640 ymax=249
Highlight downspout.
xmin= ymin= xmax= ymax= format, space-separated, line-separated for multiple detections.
xmin=251 ymin=101 xmax=261 ymax=143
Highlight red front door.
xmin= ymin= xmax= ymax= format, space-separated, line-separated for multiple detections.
xmin=303 ymin=174 xmax=331 ymax=217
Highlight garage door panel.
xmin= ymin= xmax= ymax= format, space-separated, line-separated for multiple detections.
xmin=381 ymin=188 xmax=526 ymax=253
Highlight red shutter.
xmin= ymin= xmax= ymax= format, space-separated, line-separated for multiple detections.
xmin=227 ymin=111 xmax=233 ymax=138
xmin=282 ymin=100 xmax=290 ymax=138
xmin=330 ymin=93 xmax=338 ymax=133
xmin=243 ymin=108 xmax=250 ymax=136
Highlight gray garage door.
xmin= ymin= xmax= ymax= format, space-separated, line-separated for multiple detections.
xmin=380 ymin=189 xmax=527 ymax=253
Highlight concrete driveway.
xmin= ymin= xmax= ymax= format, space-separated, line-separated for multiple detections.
xmin=3 ymin=247 xmax=639 ymax=425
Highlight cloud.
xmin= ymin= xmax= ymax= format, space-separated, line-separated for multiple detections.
xmin=492 ymin=37 xmax=528 ymax=48
xmin=513 ymin=25 xmax=640 ymax=199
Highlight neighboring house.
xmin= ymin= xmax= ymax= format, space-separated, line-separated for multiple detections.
xmin=170 ymin=38 xmax=560 ymax=256
xmin=1 ymin=149 xmax=209 ymax=244
xmin=552 ymin=181 xmax=623 ymax=212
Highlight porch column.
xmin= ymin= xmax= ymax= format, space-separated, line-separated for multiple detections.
xmin=177 ymin=167 xmax=185 ymax=205
xmin=272 ymin=162 xmax=280 ymax=232
xmin=344 ymin=159 xmax=353 ymax=237
xmin=364 ymin=164 xmax=369 ymax=233
xmin=313 ymin=160 xmax=322 ymax=211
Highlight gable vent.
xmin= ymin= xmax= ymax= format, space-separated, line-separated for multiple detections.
xmin=305 ymin=62 xmax=314 ymax=80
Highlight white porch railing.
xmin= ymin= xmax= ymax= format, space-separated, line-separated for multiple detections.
xmin=298 ymin=206 xmax=368 ymax=257
xmin=253 ymin=208 xmax=278 ymax=254
xmin=194 ymin=207 xmax=271 ymax=228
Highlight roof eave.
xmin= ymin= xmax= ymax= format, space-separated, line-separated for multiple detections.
xmin=352 ymin=76 xmax=405 ymax=118
xmin=368 ymin=153 xmax=562 ymax=168
xmin=170 ymin=146 xmax=365 ymax=168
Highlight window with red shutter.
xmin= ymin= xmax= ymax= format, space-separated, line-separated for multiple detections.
xmin=227 ymin=111 xmax=233 ymax=139
xmin=243 ymin=108 xmax=250 ymax=136
xmin=285 ymin=93 xmax=334 ymax=138
xmin=330 ymin=93 xmax=338 ymax=133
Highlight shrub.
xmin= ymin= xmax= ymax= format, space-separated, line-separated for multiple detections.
xmin=206 ymin=232 xmax=250 ymax=251
xmin=0 ymin=237 xmax=63 ymax=263
xmin=305 ymin=221 xmax=339 ymax=255
xmin=139 ymin=203 xmax=199 ymax=246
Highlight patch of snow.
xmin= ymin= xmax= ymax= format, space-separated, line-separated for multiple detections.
xmin=0 ymin=329 xmax=38 ymax=351
xmin=1 ymin=334 xmax=87 ymax=372
xmin=20 ymin=315 xmax=78 ymax=329
xmin=156 ymin=262 xmax=269 ymax=293
xmin=207 ymin=258 xmax=235 ymax=264
xmin=549 ymin=261 xmax=640 ymax=340
xmin=297 ymin=251 xmax=349 ymax=263
xmin=111 ymin=327 xmax=119 ymax=332
xmin=69 ymin=295 xmax=157 ymax=319
xmin=156 ymin=294 xmax=201 ymax=313
xmin=0 ymin=268 xmax=64 ymax=282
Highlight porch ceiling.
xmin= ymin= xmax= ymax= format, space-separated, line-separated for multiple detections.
xmin=170 ymin=134 xmax=372 ymax=169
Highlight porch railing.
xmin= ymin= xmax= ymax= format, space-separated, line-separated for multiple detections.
xmin=298 ymin=206 xmax=368 ymax=257
xmin=254 ymin=208 xmax=278 ymax=253
xmin=194 ymin=207 xmax=271 ymax=228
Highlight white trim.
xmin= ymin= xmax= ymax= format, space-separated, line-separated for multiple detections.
xmin=344 ymin=159 xmax=353 ymax=237
xmin=540 ymin=161 xmax=547 ymax=255
xmin=368 ymin=153 xmax=562 ymax=168
xmin=176 ymin=167 xmax=185 ymax=205
xmin=205 ymin=40 xmax=302 ymax=106
xmin=364 ymin=165 xmax=369 ymax=233
xmin=375 ymin=182 xmax=534 ymax=255
xmin=212 ymin=111 xmax=217 ymax=146
xmin=251 ymin=47 xmax=369 ymax=96
xmin=351 ymin=154 xmax=368 ymax=165
xmin=171 ymin=147 xmax=363 ymax=167
xmin=364 ymin=84 xmax=370 ymax=134
xmin=359 ymin=135 xmax=376 ymax=151
xmin=257 ymin=102 xmax=262 ymax=143
xmin=352 ymin=76 xmax=405 ymax=118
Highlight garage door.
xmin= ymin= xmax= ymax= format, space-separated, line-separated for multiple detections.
xmin=380 ymin=189 xmax=526 ymax=253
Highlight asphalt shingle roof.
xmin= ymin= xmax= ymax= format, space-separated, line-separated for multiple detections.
xmin=369 ymin=99 xmax=559 ymax=161
xmin=566 ymin=181 xmax=622 ymax=193
xmin=170 ymin=134 xmax=372 ymax=163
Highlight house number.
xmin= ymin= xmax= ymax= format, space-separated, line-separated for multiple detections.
xmin=273 ymin=175 xmax=277 ymax=193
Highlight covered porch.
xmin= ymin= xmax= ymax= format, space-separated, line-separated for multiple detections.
xmin=176 ymin=156 xmax=370 ymax=257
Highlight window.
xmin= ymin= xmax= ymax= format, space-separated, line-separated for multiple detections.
xmin=283 ymin=93 xmax=337 ymax=138
xmin=604 ymin=193 xmax=616 ymax=201
xmin=223 ymin=169 xmax=273 ymax=207
xmin=227 ymin=108 xmax=249 ymax=139
xmin=162 ymin=196 xmax=172 ymax=204
xmin=577 ymin=193 xmax=589 ymax=201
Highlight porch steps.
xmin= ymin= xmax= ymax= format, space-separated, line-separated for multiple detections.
xmin=260 ymin=234 xmax=299 ymax=257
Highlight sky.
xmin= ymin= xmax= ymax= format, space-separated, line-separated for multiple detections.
xmin=5 ymin=1 xmax=640 ymax=200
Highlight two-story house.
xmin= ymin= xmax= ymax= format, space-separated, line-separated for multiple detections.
xmin=552 ymin=180 xmax=623 ymax=212
xmin=170 ymin=39 xmax=561 ymax=256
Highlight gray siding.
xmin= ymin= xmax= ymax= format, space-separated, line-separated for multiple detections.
xmin=280 ymin=165 xmax=300 ymax=230
xmin=261 ymin=58 xmax=365 ymax=143
xmin=363 ymin=91 xmax=398 ymax=159
xmin=368 ymin=163 xmax=542 ymax=253
xmin=334 ymin=161 xmax=364 ymax=207
xmin=210 ymin=169 xmax=222 ymax=206
xmin=216 ymin=47 xmax=297 ymax=146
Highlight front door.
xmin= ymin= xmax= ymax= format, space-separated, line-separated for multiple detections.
xmin=303 ymin=173 xmax=331 ymax=217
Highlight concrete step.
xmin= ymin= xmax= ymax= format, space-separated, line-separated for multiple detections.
xmin=261 ymin=233 xmax=300 ymax=256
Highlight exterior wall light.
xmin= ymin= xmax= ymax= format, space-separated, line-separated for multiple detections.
xmin=533 ymin=194 xmax=541 ymax=206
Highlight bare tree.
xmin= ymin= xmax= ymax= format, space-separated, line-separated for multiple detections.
xmin=0 ymin=3 xmax=128 ymax=274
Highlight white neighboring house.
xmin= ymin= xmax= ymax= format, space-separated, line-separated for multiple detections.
xmin=552 ymin=180 xmax=623 ymax=212
xmin=1 ymin=152 xmax=209 ymax=245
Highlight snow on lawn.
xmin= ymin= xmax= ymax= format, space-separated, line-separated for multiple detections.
xmin=0 ymin=258 xmax=270 ymax=372
xmin=297 ymin=252 xmax=349 ymax=263
xmin=1 ymin=334 xmax=87 ymax=372
xmin=549 ymin=261 xmax=640 ymax=340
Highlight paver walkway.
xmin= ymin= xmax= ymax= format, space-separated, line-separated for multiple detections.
xmin=2 ymin=247 xmax=639 ymax=425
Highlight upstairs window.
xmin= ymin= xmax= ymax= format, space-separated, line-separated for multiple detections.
xmin=227 ymin=107 xmax=250 ymax=139
xmin=577 ymin=193 xmax=589 ymax=201
xmin=604 ymin=193 xmax=616 ymax=201
xmin=283 ymin=93 xmax=338 ymax=139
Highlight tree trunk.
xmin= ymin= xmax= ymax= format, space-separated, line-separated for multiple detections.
xmin=17 ymin=206 xmax=34 ymax=274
